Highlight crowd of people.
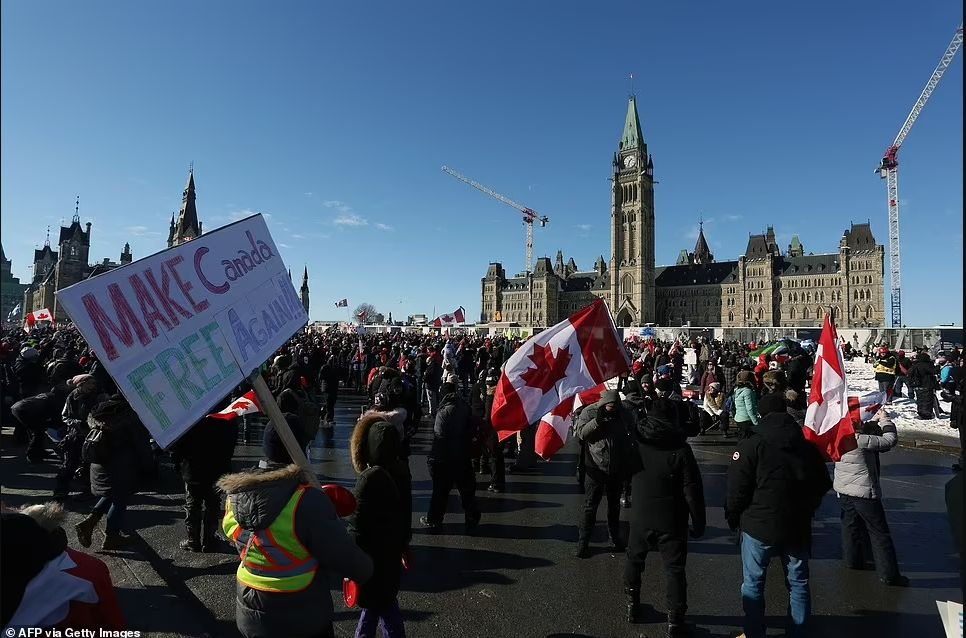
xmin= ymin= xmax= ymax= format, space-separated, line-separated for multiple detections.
xmin=1 ymin=322 xmax=963 ymax=637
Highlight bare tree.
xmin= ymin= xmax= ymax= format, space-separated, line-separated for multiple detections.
xmin=353 ymin=302 xmax=378 ymax=324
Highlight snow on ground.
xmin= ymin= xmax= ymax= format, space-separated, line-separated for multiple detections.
xmin=842 ymin=360 xmax=957 ymax=446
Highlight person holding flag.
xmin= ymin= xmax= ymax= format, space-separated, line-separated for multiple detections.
xmin=833 ymin=407 xmax=908 ymax=586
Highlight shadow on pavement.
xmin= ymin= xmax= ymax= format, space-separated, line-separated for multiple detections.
xmin=402 ymin=545 xmax=554 ymax=593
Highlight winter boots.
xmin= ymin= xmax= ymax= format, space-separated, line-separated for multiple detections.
xmin=624 ymin=588 xmax=640 ymax=623
xmin=74 ymin=512 xmax=102 ymax=548
xmin=180 ymin=525 xmax=202 ymax=552
xmin=101 ymin=531 xmax=128 ymax=551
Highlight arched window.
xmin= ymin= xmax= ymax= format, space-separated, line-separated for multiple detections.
xmin=728 ymin=311 xmax=735 ymax=322
xmin=851 ymin=306 xmax=858 ymax=319
xmin=789 ymin=307 xmax=796 ymax=319
xmin=866 ymin=306 xmax=874 ymax=319
xmin=802 ymin=308 xmax=810 ymax=320
xmin=622 ymin=274 xmax=633 ymax=297
xmin=757 ymin=308 xmax=764 ymax=321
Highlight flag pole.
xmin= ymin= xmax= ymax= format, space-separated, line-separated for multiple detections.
xmin=247 ymin=370 xmax=321 ymax=489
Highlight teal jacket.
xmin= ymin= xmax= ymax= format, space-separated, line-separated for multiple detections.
xmin=733 ymin=387 xmax=759 ymax=425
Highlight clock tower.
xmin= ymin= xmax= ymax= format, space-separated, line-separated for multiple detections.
xmin=610 ymin=95 xmax=655 ymax=326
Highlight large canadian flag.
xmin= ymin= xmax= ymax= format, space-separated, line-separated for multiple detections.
xmin=208 ymin=391 xmax=261 ymax=421
xmin=535 ymin=379 xmax=620 ymax=459
xmin=848 ymin=390 xmax=886 ymax=424
xmin=804 ymin=312 xmax=857 ymax=461
xmin=491 ymin=299 xmax=629 ymax=441
xmin=433 ymin=306 xmax=465 ymax=327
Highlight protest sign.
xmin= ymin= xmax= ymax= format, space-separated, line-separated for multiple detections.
xmin=56 ymin=214 xmax=308 ymax=448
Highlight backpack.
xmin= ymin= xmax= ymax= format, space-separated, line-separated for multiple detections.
xmin=279 ymin=388 xmax=321 ymax=442
xmin=82 ymin=421 xmax=112 ymax=464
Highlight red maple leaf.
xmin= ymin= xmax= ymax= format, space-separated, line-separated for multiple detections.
xmin=520 ymin=343 xmax=572 ymax=394
xmin=229 ymin=399 xmax=252 ymax=412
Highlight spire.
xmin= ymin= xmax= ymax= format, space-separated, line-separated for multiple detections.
xmin=619 ymin=95 xmax=645 ymax=151
xmin=171 ymin=166 xmax=201 ymax=246
xmin=45 ymin=226 xmax=51 ymax=247
xmin=73 ymin=196 xmax=80 ymax=223
xmin=787 ymin=234 xmax=804 ymax=257
xmin=0 ymin=242 xmax=5 ymax=262
xmin=299 ymin=266 xmax=310 ymax=314
xmin=692 ymin=221 xmax=714 ymax=265
xmin=302 ymin=266 xmax=308 ymax=285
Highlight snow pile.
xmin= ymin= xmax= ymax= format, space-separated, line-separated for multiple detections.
xmin=842 ymin=360 xmax=957 ymax=445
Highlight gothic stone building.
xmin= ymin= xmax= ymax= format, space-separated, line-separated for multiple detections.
xmin=480 ymin=96 xmax=885 ymax=329
xmin=1 ymin=244 xmax=28 ymax=323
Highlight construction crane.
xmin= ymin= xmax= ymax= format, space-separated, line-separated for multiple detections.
xmin=441 ymin=165 xmax=549 ymax=275
xmin=876 ymin=22 xmax=963 ymax=327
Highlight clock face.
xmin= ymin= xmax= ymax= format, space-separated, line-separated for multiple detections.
xmin=623 ymin=155 xmax=637 ymax=169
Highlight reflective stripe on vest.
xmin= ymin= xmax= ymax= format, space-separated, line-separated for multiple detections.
xmin=222 ymin=485 xmax=318 ymax=593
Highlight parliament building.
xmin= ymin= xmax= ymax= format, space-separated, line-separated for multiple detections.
xmin=480 ymin=96 xmax=885 ymax=329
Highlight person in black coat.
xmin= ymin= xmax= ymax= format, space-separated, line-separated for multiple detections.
xmin=348 ymin=415 xmax=412 ymax=637
xmin=908 ymin=352 xmax=941 ymax=419
xmin=726 ymin=392 xmax=831 ymax=638
xmin=170 ymin=412 xmax=238 ymax=552
xmin=74 ymin=395 xmax=155 ymax=551
xmin=11 ymin=381 xmax=69 ymax=464
xmin=624 ymin=395 xmax=705 ymax=635
xmin=420 ymin=382 xmax=480 ymax=531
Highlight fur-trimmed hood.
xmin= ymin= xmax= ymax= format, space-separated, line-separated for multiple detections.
xmin=217 ymin=463 xmax=308 ymax=532
xmin=351 ymin=411 xmax=395 ymax=473
xmin=18 ymin=502 xmax=66 ymax=531
xmin=217 ymin=463 xmax=307 ymax=495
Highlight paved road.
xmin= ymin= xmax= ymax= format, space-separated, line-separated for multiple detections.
xmin=2 ymin=390 xmax=960 ymax=638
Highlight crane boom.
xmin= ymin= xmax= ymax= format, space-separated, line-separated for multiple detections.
xmin=877 ymin=23 xmax=963 ymax=328
xmin=441 ymin=165 xmax=549 ymax=274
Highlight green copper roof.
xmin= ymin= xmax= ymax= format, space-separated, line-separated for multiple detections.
xmin=620 ymin=95 xmax=645 ymax=150
xmin=790 ymin=235 xmax=802 ymax=250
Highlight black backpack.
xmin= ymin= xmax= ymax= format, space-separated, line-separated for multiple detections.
xmin=82 ymin=421 xmax=112 ymax=464
xmin=279 ymin=388 xmax=321 ymax=442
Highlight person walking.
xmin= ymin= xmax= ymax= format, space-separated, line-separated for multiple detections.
xmin=726 ymin=392 xmax=832 ymax=638
xmin=573 ymin=390 xmax=640 ymax=558
xmin=623 ymin=391 xmax=705 ymax=636
xmin=218 ymin=422 xmax=374 ymax=638
xmin=74 ymin=395 xmax=155 ymax=551
xmin=873 ymin=346 xmax=898 ymax=404
xmin=834 ymin=409 xmax=908 ymax=586
xmin=54 ymin=374 xmax=104 ymax=500
xmin=733 ymin=370 xmax=760 ymax=439
xmin=908 ymin=351 xmax=941 ymax=420
xmin=348 ymin=414 xmax=412 ymax=638
xmin=170 ymin=413 xmax=238 ymax=552
xmin=420 ymin=382 xmax=480 ymax=532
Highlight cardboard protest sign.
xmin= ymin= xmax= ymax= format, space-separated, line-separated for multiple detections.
xmin=56 ymin=214 xmax=307 ymax=448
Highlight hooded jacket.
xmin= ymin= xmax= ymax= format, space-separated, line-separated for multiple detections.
xmin=431 ymin=391 xmax=473 ymax=464
xmin=574 ymin=390 xmax=639 ymax=479
xmin=218 ymin=464 xmax=373 ymax=638
xmin=833 ymin=415 xmax=897 ymax=499
xmin=726 ymin=412 xmax=831 ymax=547
xmin=630 ymin=397 xmax=706 ymax=536
xmin=348 ymin=416 xmax=412 ymax=609
xmin=86 ymin=397 xmax=155 ymax=499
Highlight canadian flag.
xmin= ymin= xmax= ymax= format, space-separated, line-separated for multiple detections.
xmin=29 ymin=308 xmax=52 ymax=322
xmin=535 ymin=379 xmax=620 ymax=459
xmin=491 ymin=299 xmax=630 ymax=441
xmin=804 ymin=312 xmax=857 ymax=461
xmin=208 ymin=391 xmax=261 ymax=421
xmin=847 ymin=391 xmax=886 ymax=424
xmin=433 ymin=306 xmax=465 ymax=327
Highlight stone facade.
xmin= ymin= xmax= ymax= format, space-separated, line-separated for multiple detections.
xmin=1 ymin=244 xmax=28 ymax=323
xmin=480 ymin=97 xmax=886 ymax=329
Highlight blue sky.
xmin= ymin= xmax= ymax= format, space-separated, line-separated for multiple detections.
xmin=2 ymin=2 xmax=962 ymax=325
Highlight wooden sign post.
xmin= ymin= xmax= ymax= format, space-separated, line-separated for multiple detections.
xmin=247 ymin=371 xmax=322 ymax=489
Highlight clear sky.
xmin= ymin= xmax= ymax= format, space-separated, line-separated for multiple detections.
xmin=2 ymin=2 xmax=962 ymax=326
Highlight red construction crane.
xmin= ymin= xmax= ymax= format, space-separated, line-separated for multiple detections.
xmin=876 ymin=22 xmax=963 ymax=327
xmin=441 ymin=165 xmax=549 ymax=274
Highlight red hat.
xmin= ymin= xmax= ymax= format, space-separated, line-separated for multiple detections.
xmin=321 ymin=484 xmax=357 ymax=517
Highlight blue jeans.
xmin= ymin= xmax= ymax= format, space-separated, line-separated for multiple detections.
xmin=355 ymin=599 xmax=405 ymax=638
xmin=93 ymin=496 xmax=128 ymax=534
xmin=740 ymin=532 xmax=810 ymax=638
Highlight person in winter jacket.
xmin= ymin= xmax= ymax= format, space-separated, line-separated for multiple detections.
xmin=699 ymin=382 xmax=725 ymax=434
xmin=833 ymin=409 xmax=907 ymax=586
xmin=218 ymin=423 xmax=373 ymax=638
xmin=873 ymin=347 xmax=898 ymax=403
xmin=908 ymin=351 xmax=941 ymax=419
xmin=726 ymin=392 xmax=831 ymax=638
xmin=348 ymin=414 xmax=413 ymax=638
xmin=74 ymin=395 xmax=155 ymax=551
xmin=11 ymin=380 xmax=70 ymax=464
xmin=13 ymin=346 xmax=45 ymax=398
xmin=573 ymin=390 xmax=640 ymax=558
xmin=170 ymin=413 xmax=239 ymax=552
xmin=54 ymin=374 xmax=104 ymax=499
xmin=893 ymin=350 xmax=911 ymax=398
xmin=785 ymin=350 xmax=809 ymax=399
xmin=420 ymin=382 xmax=480 ymax=531
xmin=318 ymin=356 xmax=342 ymax=436
xmin=2 ymin=504 xmax=125 ymax=631
xmin=698 ymin=361 xmax=722 ymax=400
xmin=733 ymin=370 xmax=760 ymax=439
xmin=623 ymin=393 xmax=705 ymax=636
xmin=722 ymin=356 xmax=739 ymax=397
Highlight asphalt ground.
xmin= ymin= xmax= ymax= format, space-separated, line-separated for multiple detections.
xmin=1 ymin=389 xmax=961 ymax=638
